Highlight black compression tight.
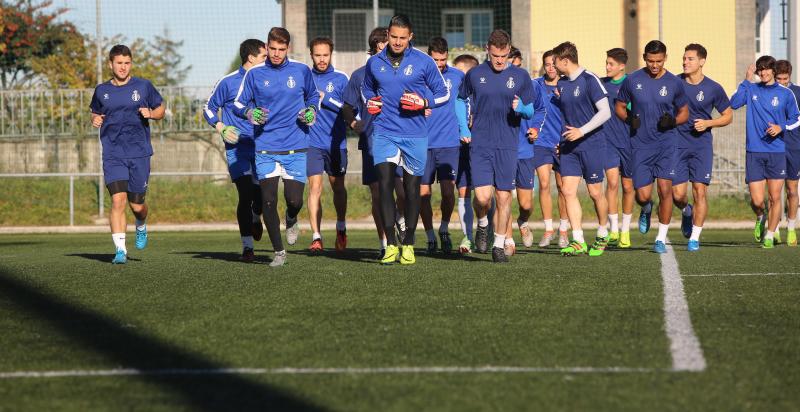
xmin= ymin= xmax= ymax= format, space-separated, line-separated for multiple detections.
xmin=234 ymin=177 xmax=255 ymax=237
xmin=259 ymin=177 xmax=305 ymax=252
xmin=377 ymin=163 xmax=421 ymax=246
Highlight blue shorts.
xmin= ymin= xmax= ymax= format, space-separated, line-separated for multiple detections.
xmin=632 ymin=146 xmax=676 ymax=189
xmin=786 ymin=149 xmax=800 ymax=180
xmin=558 ymin=149 xmax=604 ymax=184
xmin=103 ymin=156 xmax=151 ymax=194
xmin=226 ymin=145 xmax=257 ymax=182
xmin=372 ymin=134 xmax=427 ymax=177
xmin=673 ymin=145 xmax=713 ymax=185
xmin=533 ymin=145 xmax=558 ymax=169
xmin=604 ymin=144 xmax=633 ymax=178
xmin=515 ymin=157 xmax=536 ymax=189
xmin=470 ymin=146 xmax=517 ymax=191
xmin=361 ymin=149 xmax=403 ymax=185
xmin=745 ymin=152 xmax=787 ymax=183
xmin=255 ymin=151 xmax=307 ymax=183
xmin=307 ymin=147 xmax=348 ymax=177
xmin=457 ymin=144 xmax=472 ymax=188
xmin=423 ymin=147 xmax=459 ymax=185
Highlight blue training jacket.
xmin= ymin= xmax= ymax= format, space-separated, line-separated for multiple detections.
xmin=362 ymin=46 xmax=450 ymax=138
xmin=233 ymin=58 xmax=320 ymax=152
xmin=203 ymin=67 xmax=255 ymax=149
xmin=310 ymin=64 xmax=349 ymax=151
xmin=730 ymin=80 xmax=800 ymax=153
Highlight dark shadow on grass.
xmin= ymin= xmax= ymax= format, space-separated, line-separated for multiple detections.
xmin=0 ymin=241 xmax=42 ymax=247
xmin=171 ymin=251 xmax=272 ymax=264
xmin=0 ymin=268 xmax=327 ymax=411
xmin=416 ymin=252 xmax=484 ymax=262
xmin=288 ymin=247 xmax=382 ymax=263
xmin=66 ymin=253 xmax=141 ymax=263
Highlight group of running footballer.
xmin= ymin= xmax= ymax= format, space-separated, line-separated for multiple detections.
xmin=90 ymin=14 xmax=800 ymax=266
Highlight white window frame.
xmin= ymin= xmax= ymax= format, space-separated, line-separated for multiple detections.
xmin=441 ymin=8 xmax=494 ymax=48
xmin=332 ymin=8 xmax=394 ymax=52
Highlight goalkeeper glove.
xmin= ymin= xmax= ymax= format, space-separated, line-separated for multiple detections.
xmin=625 ymin=110 xmax=641 ymax=131
xmin=400 ymin=91 xmax=428 ymax=111
xmin=246 ymin=107 xmax=269 ymax=125
xmin=367 ymin=96 xmax=383 ymax=115
xmin=220 ymin=125 xmax=240 ymax=144
xmin=657 ymin=112 xmax=676 ymax=131
xmin=297 ymin=106 xmax=317 ymax=126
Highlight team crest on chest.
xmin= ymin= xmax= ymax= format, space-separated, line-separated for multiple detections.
xmin=380 ymin=66 xmax=386 ymax=72
xmin=287 ymin=76 xmax=296 ymax=88
xmin=506 ymin=77 xmax=515 ymax=89
xmin=696 ymin=91 xmax=704 ymax=102
xmin=772 ymin=96 xmax=779 ymax=107
xmin=264 ymin=80 xmax=270 ymax=87
xmin=659 ymin=86 xmax=668 ymax=97
xmin=573 ymin=85 xmax=581 ymax=97
xmin=753 ymin=95 xmax=759 ymax=101
xmin=325 ymin=82 xmax=335 ymax=93
xmin=404 ymin=65 xmax=414 ymax=76
xmin=131 ymin=90 xmax=140 ymax=102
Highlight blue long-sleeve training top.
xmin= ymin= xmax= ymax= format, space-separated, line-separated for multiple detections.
xmin=203 ymin=66 xmax=255 ymax=149
xmin=310 ymin=64 xmax=349 ymax=151
xmin=730 ymin=80 xmax=800 ymax=153
xmin=233 ymin=58 xmax=320 ymax=152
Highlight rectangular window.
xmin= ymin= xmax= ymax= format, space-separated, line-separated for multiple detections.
xmin=332 ymin=9 xmax=394 ymax=52
xmin=780 ymin=0 xmax=788 ymax=40
xmin=755 ymin=1 xmax=762 ymax=53
xmin=442 ymin=9 xmax=493 ymax=48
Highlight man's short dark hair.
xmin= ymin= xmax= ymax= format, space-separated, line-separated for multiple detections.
xmin=487 ymin=29 xmax=511 ymax=49
xmin=309 ymin=36 xmax=334 ymax=53
xmin=552 ymin=42 xmax=579 ymax=64
xmin=776 ymin=59 xmax=793 ymax=75
xmin=757 ymin=55 xmax=777 ymax=74
xmin=428 ymin=36 xmax=448 ymax=55
xmin=684 ymin=43 xmax=707 ymax=59
xmin=643 ymin=40 xmax=667 ymax=56
xmin=389 ymin=14 xmax=412 ymax=31
xmin=109 ymin=44 xmax=132 ymax=61
xmin=268 ymin=27 xmax=291 ymax=45
xmin=368 ymin=27 xmax=388 ymax=55
xmin=453 ymin=54 xmax=479 ymax=68
xmin=606 ymin=48 xmax=628 ymax=64
xmin=239 ymin=39 xmax=265 ymax=65
xmin=542 ymin=49 xmax=555 ymax=63
xmin=509 ymin=46 xmax=522 ymax=60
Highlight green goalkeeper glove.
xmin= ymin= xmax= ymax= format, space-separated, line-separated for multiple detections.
xmin=297 ymin=106 xmax=317 ymax=126
xmin=220 ymin=125 xmax=240 ymax=144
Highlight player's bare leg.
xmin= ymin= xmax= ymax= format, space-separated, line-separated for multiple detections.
xmin=472 ymin=185 xmax=494 ymax=253
xmin=587 ymin=181 xmax=609 ymax=256
xmin=749 ymin=180 xmax=768 ymax=243
xmin=492 ymin=189 xmax=513 ymax=262
xmin=536 ymin=164 xmax=556 ymax=246
xmin=559 ymin=176 xmax=587 ymax=255
xmin=555 ymin=171 xmax=570 ymax=247
xmin=787 ymin=179 xmax=799 ymax=246
xmin=307 ymin=173 xmax=324 ymax=251
xmin=330 ymin=174 xmax=348 ymax=251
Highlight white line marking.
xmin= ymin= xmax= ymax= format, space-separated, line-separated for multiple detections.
xmin=684 ymin=272 xmax=800 ymax=277
xmin=0 ymin=366 xmax=667 ymax=379
xmin=661 ymin=239 xmax=707 ymax=372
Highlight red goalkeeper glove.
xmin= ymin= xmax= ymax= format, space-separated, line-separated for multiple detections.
xmin=367 ymin=96 xmax=383 ymax=115
xmin=400 ymin=91 xmax=428 ymax=111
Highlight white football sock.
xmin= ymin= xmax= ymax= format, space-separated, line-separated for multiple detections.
xmin=458 ymin=197 xmax=474 ymax=239
xmin=608 ymin=214 xmax=619 ymax=233
xmin=493 ymin=234 xmax=506 ymax=249
xmin=505 ymin=237 xmax=515 ymax=246
xmin=112 ymin=233 xmax=126 ymax=253
xmin=788 ymin=219 xmax=796 ymax=231
xmin=312 ymin=232 xmax=321 ymax=241
xmin=656 ymin=223 xmax=669 ymax=243
xmin=544 ymin=218 xmax=553 ymax=232
xmin=690 ymin=225 xmax=703 ymax=241
xmin=559 ymin=219 xmax=570 ymax=232
xmin=765 ymin=230 xmax=775 ymax=240
xmin=242 ymin=236 xmax=254 ymax=249
xmin=572 ymin=229 xmax=585 ymax=243
xmin=478 ymin=216 xmax=489 ymax=227
xmin=622 ymin=213 xmax=632 ymax=232
xmin=597 ymin=225 xmax=609 ymax=238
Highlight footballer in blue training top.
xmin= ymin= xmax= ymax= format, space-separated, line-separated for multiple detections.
xmin=600 ymin=48 xmax=636 ymax=250
xmin=672 ymin=44 xmax=733 ymax=252
xmin=233 ymin=27 xmax=320 ymax=268
xmin=775 ymin=59 xmax=800 ymax=247
xmin=456 ymin=29 xmax=536 ymax=263
xmin=730 ymin=55 xmax=800 ymax=249
xmin=306 ymin=36 xmax=351 ymax=253
xmin=203 ymin=39 xmax=267 ymax=263
xmin=615 ymin=40 xmax=689 ymax=254
xmin=90 ymin=44 xmax=164 ymax=265
xmin=420 ymin=36 xmax=464 ymax=255
xmin=550 ymin=42 xmax=612 ymax=258
xmin=361 ymin=15 xmax=450 ymax=266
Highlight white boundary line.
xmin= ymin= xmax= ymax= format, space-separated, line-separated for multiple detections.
xmin=661 ymin=239 xmax=707 ymax=372
xmin=0 ymin=366 xmax=666 ymax=379
xmin=684 ymin=272 xmax=800 ymax=277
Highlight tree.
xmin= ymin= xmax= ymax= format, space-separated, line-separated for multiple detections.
xmin=0 ymin=0 xmax=73 ymax=89
xmin=149 ymin=27 xmax=192 ymax=86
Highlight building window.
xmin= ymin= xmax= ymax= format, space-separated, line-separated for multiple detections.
xmin=442 ymin=9 xmax=493 ymax=48
xmin=332 ymin=9 xmax=393 ymax=52
xmin=755 ymin=1 xmax=763 ymax=53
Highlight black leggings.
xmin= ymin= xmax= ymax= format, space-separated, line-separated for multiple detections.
xmin=260 ymin=177 xmax=304 ymax=252
xmin=377 ymin=163 xmax=420 ymax=245
xmin=233 ymin=177 xmax=262 ymax=237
